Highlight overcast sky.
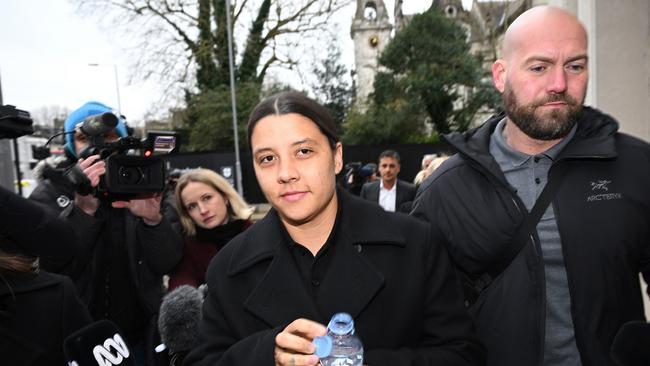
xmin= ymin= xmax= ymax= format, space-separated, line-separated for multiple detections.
xmin=0 ymin=0 xmax=444 ymax=124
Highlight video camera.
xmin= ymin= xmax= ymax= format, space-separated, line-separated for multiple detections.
xmin=0 ymin=105 xmax=33 ymax=139
xmin=66 ymin=112 xmax=177 ymax=201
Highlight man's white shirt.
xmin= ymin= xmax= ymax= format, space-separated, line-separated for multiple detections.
xmin=379 ymin=180 xmax=397 ymax=212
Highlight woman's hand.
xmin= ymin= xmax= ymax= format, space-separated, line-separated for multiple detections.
xmin=274 ymin=318 xmax=326 ymax=366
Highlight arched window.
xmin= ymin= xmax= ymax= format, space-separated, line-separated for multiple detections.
xmin=364 ymin=1 xmax=378 ymax=21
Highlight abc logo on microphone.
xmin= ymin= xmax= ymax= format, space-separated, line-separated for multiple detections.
xmin=65 ymin=320 xmax=136 ymax=366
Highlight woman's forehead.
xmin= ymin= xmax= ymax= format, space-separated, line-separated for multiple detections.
xmin=251 ymin=113 xmax=326 ymax=148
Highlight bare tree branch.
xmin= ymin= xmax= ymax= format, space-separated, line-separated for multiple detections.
xmin=71 ymin=0 xmax=353 ymax=106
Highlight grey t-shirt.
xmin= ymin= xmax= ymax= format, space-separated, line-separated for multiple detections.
xmin=489 ymin=119 xmax=582 ymax=366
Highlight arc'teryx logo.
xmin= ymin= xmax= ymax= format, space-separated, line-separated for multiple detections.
xmin=92 ymin=333 xmax=130 ymax=366
xmin=590 ymin=180 xmax=611 ymax=191
xmin=587 ymin=179 xmax=622 ymax=202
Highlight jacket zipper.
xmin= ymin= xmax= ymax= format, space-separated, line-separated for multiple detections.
xmin=551 ymin=175 xmax=587 ymax=365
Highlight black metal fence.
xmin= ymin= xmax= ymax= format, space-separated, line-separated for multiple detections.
xmin=163 ymin=142 xmax=454 ymax=204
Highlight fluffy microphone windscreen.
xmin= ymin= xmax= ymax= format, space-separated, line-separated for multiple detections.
xmin=158 ymin=285 xmax=204 ymax=353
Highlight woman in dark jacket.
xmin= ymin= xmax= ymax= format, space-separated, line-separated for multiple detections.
xmin=0 ymin=187 xmax=92 ymax=365
xmin=168 ymin=168 xmax=254 ymax=290
xmin=183 ymin=92 xmax=483 ymax=366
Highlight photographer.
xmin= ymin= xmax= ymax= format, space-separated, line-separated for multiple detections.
xmin=29 ymin=101 xmax=182 ymax=366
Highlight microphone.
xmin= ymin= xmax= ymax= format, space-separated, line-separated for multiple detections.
xmin=158 ymin=285 xmax=205 ymax=355
xmin=80 ymin=112 xmax=118 ymax=137
xmin=64 ymin=320 xmax=135 ymax=366
xmin=610 ymin=321 xmax=650 ymax=366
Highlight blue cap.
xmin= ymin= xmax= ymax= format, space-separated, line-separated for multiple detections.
xmin=312 ymin=336 xmax=332 ymax=358
xmin=327 ymin=312 xmax=354 ymax=335
xmin=64 ymin=101 xmax=128 ymax=158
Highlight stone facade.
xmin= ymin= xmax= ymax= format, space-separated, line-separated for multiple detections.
xmin=350 ymin=0 xmax=393 ymax=110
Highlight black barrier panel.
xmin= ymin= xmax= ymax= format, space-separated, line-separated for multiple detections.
xmin=163 ymin=142 xmax=454 ymax=204
xmin=163 ymin=151 xmax=265 ymax=204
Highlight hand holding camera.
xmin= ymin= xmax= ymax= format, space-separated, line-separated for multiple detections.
xmin=73 ymin=155 xmax=104 ymax=216
xmin=111 ymin=193 xmax=163 ymax=225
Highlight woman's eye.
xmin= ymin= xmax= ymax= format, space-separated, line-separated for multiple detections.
xmin=258 ymin=155 xmax=275 ymax=164
xmin=202 ymin=195 xmax=212 ymax=201
xmin=187 ymin=203 xmax=196 ymax=211
xmin=297 ymin=148 xmax=312 ymax=156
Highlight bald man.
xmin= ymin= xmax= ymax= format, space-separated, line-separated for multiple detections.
xmin=412 ymin=6 xmax=650 ymax=366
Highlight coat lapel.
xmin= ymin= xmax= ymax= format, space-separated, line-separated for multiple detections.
xmin=369 ymin=181 xmax=380 ymax=202
xmin=317 ymin=230 xmax=385 ymax=319
xmin=317 ymin=191 xmax=401 ymax=318
xmin=243 ymin=245 xmax=322 ymax=327
xmin=395 ymin=180 xmax=403 ymax=206
xmin=237 ymin=212 xmax=322 ymax=327
xmin=234 ymin=191 xmax=403 ymax=327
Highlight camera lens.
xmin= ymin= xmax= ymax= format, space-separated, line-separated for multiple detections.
xmin=118 ymin=166 xmax=143 ymax=185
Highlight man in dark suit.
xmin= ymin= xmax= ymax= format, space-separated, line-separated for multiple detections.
xmin=360 ymin=150 xmax=416 ymax=212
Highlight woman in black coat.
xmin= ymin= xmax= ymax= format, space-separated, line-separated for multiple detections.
xmin=0 ymin=186 xmax=92 ymax=365
xmin=184 ymin=92 xmax=484 ymax=366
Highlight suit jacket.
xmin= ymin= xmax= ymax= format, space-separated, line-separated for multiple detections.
xmin=359 ymin=179 xmax=417 ymax=211
xmin=184 ymin=190 xmax=483 ymax=366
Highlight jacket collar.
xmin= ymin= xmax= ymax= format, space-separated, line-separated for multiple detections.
xmin=227 ymin=189 xmax=406 ymax=276
xmin=226 ymin=189 xmax=403 ymax=325
xmin=445 ymin=106 xmax=619 ymax=176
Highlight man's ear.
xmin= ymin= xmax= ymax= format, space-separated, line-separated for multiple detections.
xmin=492 ymin=59 xmax=507 ymax=93
xmin=333 ymin=142 xmax=343 ymax=175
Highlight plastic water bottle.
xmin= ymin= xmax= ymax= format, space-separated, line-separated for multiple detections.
xmin=313 ymin=312 xmax=364 ymax=366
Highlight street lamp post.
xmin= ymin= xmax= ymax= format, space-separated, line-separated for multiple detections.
xmin=88 ymin=63 xmax=122 ymax=115
xmin=225 ymin=0 xmax=244 ymax=197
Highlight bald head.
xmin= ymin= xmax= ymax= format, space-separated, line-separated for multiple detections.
xmin=502 ymin=6 xmax=587 ymax=61
xmin=491 ymin=5 xmax=589 ymax=151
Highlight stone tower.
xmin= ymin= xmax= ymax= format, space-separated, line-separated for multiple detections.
xmin=350 ymin=0 xmax=393 ymax=109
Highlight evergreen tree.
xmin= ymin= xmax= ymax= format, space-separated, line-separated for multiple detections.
xmin=311 ymin=44 xmax=352 ymax=133
xmin=344 ymin=7 xmax=499 ymax=144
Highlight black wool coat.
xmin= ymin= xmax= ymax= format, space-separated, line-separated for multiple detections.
xmin=184 ymin=190 xmax=484 ymax=366
xmin=0 ymin=271 xmax=93 ymax=365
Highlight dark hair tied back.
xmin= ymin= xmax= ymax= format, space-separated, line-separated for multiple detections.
xmin=247 ymin=91 xmax=339 ymax=150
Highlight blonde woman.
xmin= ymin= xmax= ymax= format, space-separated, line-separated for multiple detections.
xmin=414 ymin=155 xmax=450 ymax=186
xmin=168 ymin=169 xmax=254 ymax=290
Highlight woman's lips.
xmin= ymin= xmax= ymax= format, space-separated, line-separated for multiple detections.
xmin=282 ymin=191 xmax=307 ymax=202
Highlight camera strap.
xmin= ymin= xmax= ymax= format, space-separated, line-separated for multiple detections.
xmin=472 ymin=162 xmax=569 ymax=294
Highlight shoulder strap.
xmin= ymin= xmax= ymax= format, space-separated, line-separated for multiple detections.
xmin=473 ymin=162 xmax=569 ymax=292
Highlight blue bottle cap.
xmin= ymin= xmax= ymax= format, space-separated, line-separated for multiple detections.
xmin=313 ymin=335 xmax=333 ymax=358
xmin=327 ymin=312 xmax=354 ymax=335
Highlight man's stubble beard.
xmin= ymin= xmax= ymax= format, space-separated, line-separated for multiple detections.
xmin=503 ymin=82 xmax=583 ymax=141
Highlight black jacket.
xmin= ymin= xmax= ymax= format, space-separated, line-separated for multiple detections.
xmin=1 ymin=271 xmax=92 ymax=366
xmin=29 ymin=156 xmax=183 ymax=365
xmin=360 ymin=179 xmax=417 ymax=211
xmin=184 ymin=190 xmax=484 ymax=366
xmin=412 ymin=107 xmax=650 ymax=366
